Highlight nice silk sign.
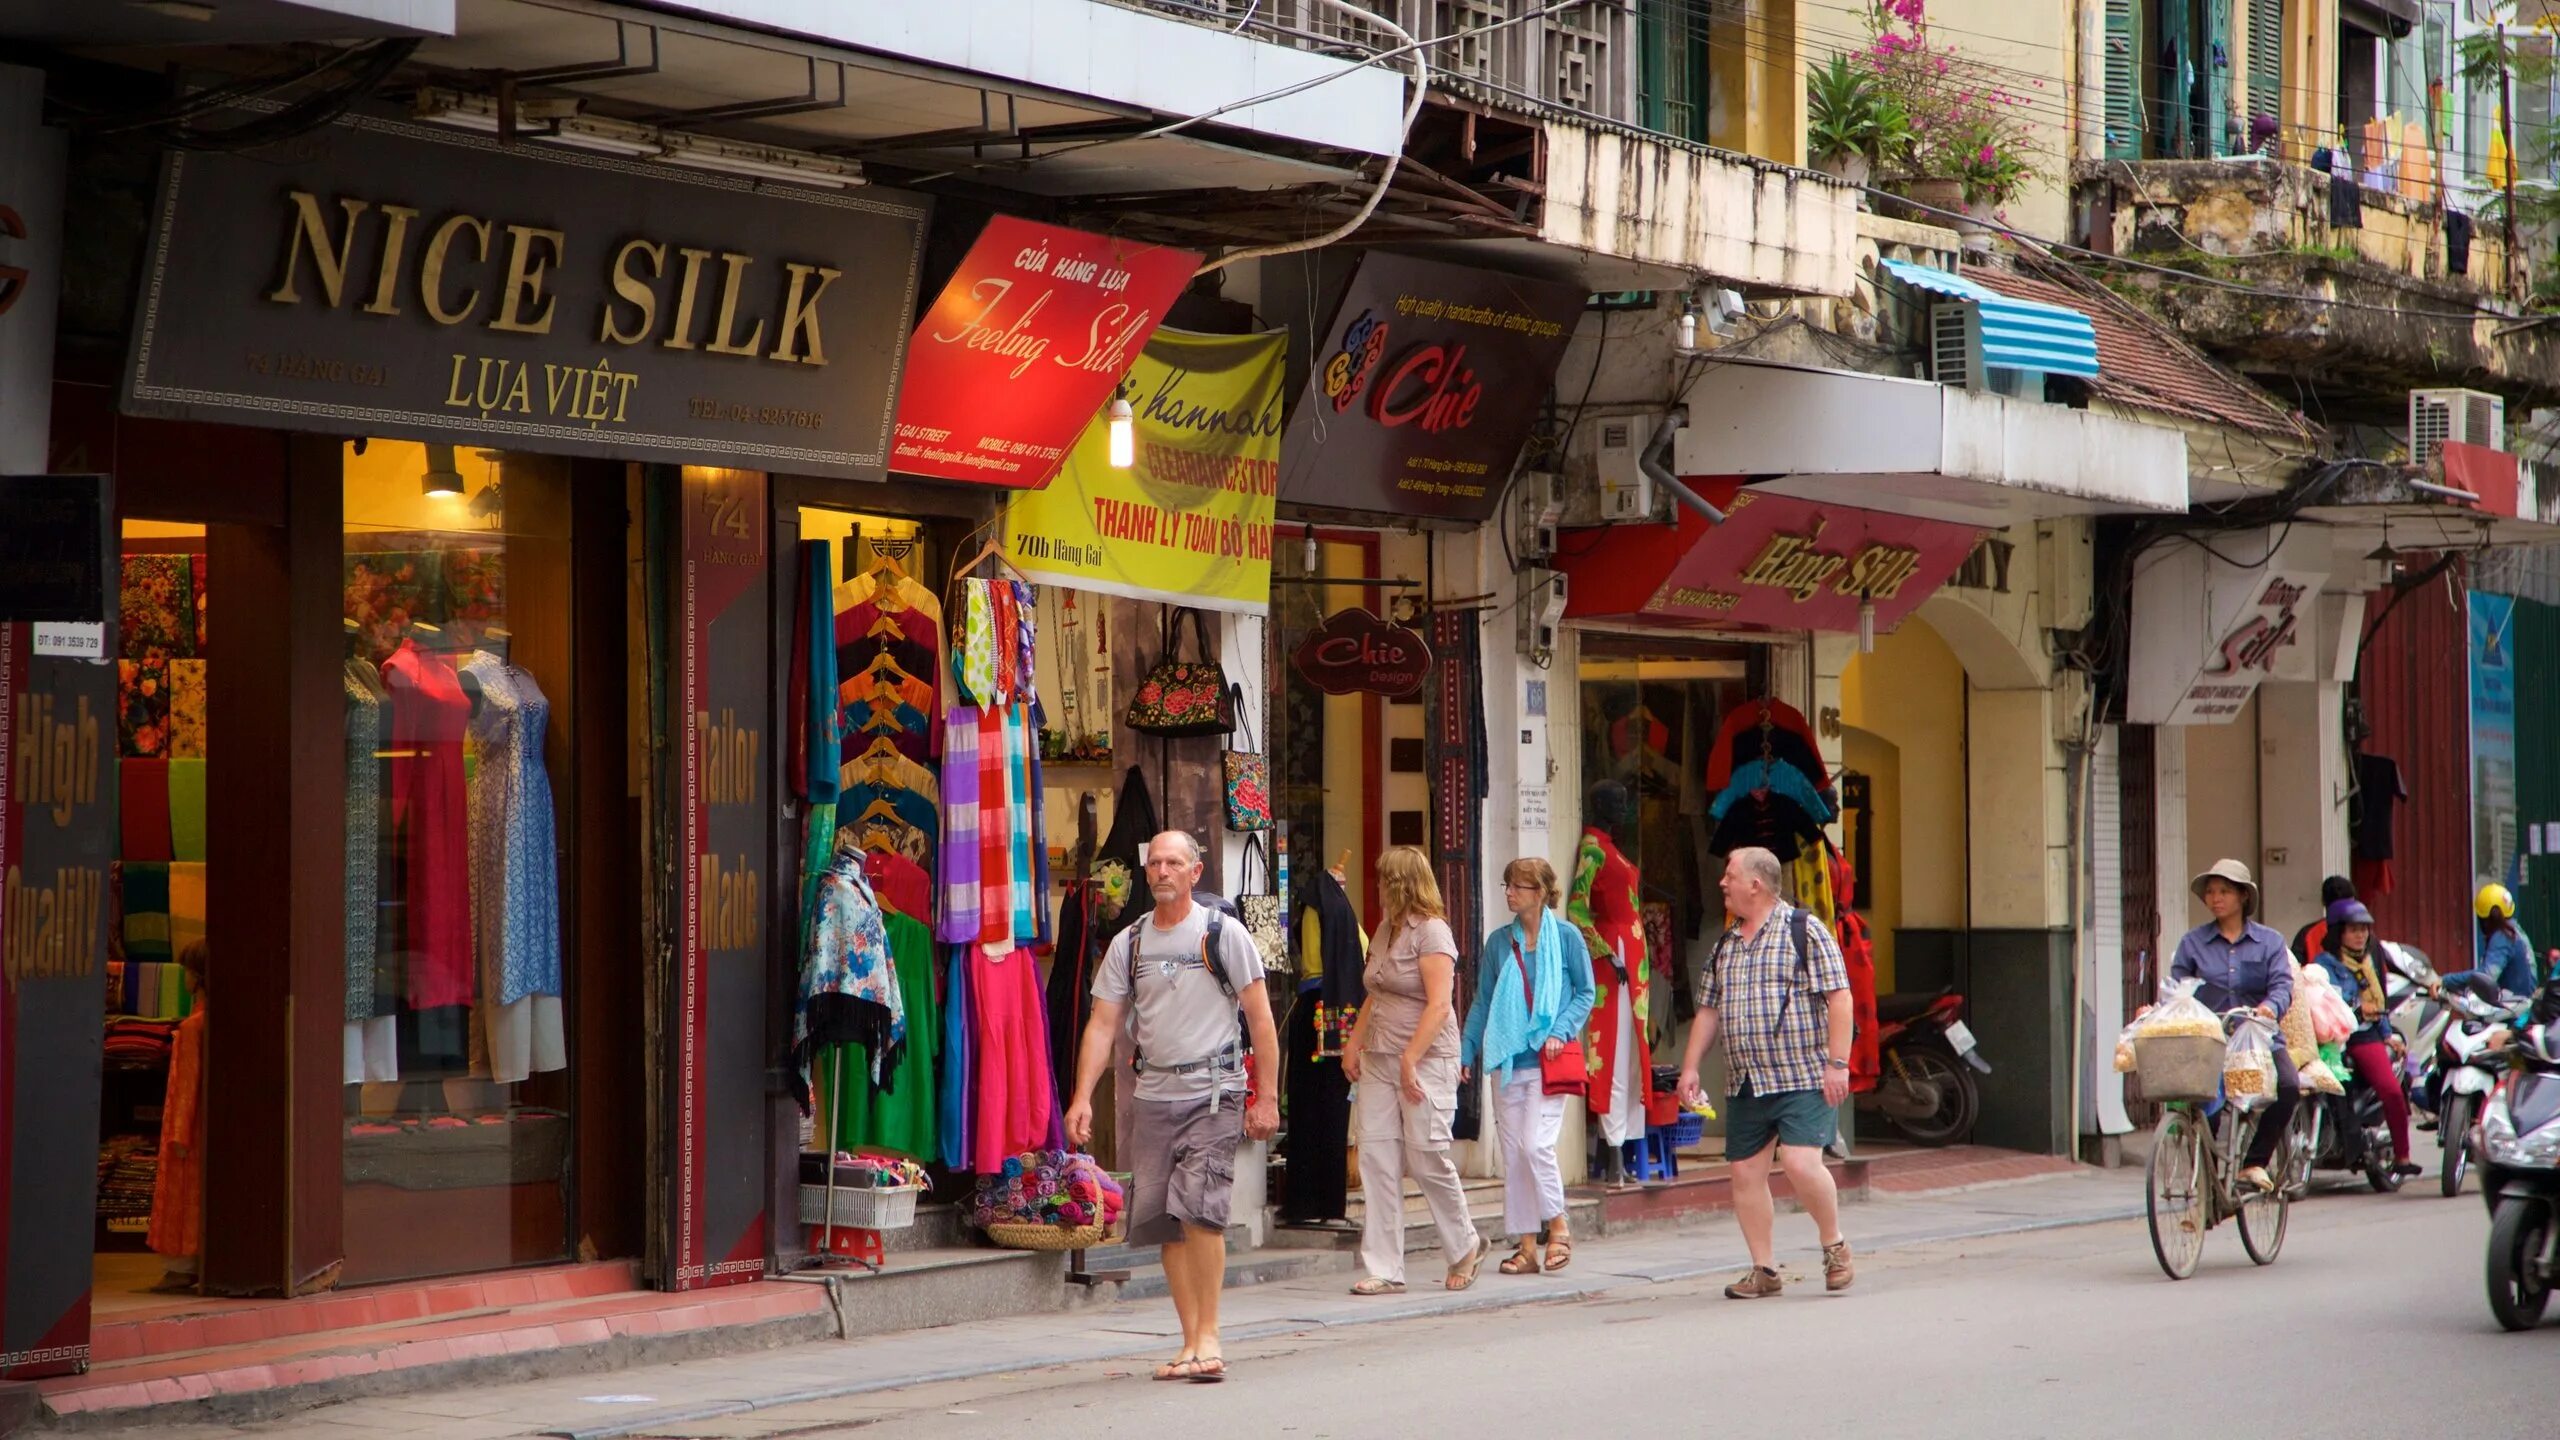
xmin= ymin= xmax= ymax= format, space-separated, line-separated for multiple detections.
xmin=891 ymin=217 xmax=1198 ymax=487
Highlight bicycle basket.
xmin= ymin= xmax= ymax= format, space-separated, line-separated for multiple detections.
xmin=2133 ymin=1034 xmax=2226 ymax=1103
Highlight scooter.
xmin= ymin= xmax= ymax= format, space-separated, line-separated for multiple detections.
xmin=2287 ymin=1053 xmax=2406 ymax=1196
xmin=2439 ymin=980 xmax=2529 ymax=1198
xmin=1859 ymin=990 xmax=1990 ymax=1147
xmin=2480 ymin=1023 xmax=2560 ymax=1330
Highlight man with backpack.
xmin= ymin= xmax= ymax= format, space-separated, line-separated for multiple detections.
xmin=1676 ymin=845 xmax=1856 ymax=1299
xmin=1065 ymin=830 xmax=1279 ymax=1383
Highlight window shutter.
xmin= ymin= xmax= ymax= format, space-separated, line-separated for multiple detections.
xmin=2245 ymin=0 xmax=2283 ymax=145
xmin=2207 ymin=0 xmax=2235 ymax=155
xmin=2106 ymin=0 xmax=2140 ymax=160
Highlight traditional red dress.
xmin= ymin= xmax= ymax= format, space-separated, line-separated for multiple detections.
xmin=1571 ymin=827 xmax=1655 ymax=1124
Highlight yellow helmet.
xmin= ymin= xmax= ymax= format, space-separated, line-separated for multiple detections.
xmin=2477 ymin=883 xmax=2517 ymax=922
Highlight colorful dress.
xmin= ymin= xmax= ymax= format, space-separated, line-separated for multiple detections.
xmin=1572 ymin=827 xmax=1654 ymax=1135
xmin=461 ymin=653 xmax=566 ymax=1083
xmin=382 ymin=640 xmax=473 ymax=1012
xmin=797 ymin=848 xmax=905 ymax=1086
xmin=148 ymin=1006 xmax=206 ymax=1261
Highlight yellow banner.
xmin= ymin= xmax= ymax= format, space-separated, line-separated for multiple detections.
xmin=1002 ymin=326 xmax=1283 ymax=613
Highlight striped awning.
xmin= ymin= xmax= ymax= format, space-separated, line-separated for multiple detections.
xmin=1880 ymin=257 xmax=2101 ymax=378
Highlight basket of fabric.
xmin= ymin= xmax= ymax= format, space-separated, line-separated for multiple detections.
xmin=967 ymin=1149 xmax=1125 ymax=1250
xmin=2132 ymin=1035 xmax=2227 ymax=1103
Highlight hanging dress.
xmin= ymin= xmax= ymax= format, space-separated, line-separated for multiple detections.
xmin=826 ymin=850 xmax=941 ymax=1160
xmin=343 ymin=659 xmax=397 ymax=1084
xmin=382 ymin=640 xmax=473 ymax=1070
xmin=461 ymin=653 xmax=567 ymax=1083
xmin=1572 ymin=826 xmax=1654 ymax=1144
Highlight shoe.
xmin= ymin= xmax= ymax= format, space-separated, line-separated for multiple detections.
xmin=1822 ymin=1240 xmax=1855 ymax=1292
xmin=2238 ymin=1165 xmax=2274 ymax=1194
xmin=2392 ymin=1160 xmax=2424 ymax=1178
xmin=1724 ymin=1266 xmax=1784 ymax=1299
xmin=1446 ymin=1236 xmax=1492 ymax=1291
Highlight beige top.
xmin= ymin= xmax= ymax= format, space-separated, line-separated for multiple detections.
xmin=1362 ymin=916 xmax=1461 ymax=1060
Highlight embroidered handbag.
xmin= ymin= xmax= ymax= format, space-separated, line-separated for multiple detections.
xmin=1235 ymin=833 xmax=1287 ymax=975
xmin=1125 ymin=608 xmax=1234 ymax=739
xmin=1221 ymin=683 xmax=1273 ymax=832
xmin=1519 ymin=936 xmax=1589 ymax=1098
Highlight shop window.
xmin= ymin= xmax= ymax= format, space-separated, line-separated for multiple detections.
xmin=339 ymin=440 xmax=575 ymax=1283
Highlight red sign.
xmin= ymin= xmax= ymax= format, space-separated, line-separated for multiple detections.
xmin=1558 ymin=481 xmax=1981 ymax=632
xmin=2442 ymin=441 xmax=2523 ymax=519
xmin=1292 ymin=608 xmax=1434 ymax=697
xmin=892 ymin=217 xmax=1198 ymax=488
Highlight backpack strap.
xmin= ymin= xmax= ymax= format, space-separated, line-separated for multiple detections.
xmin=1789 ymin=907 xmax=1813 ymax=991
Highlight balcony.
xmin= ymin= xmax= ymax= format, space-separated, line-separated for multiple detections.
xmin=2088 ymin=159 xmax=2560 ymax=416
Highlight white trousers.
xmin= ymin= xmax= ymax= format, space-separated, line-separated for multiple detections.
xmin=1598 ymin=985 xmax=1644 ymax=1145
xmin=1496 ymin=1070 xmax=1568 ymax=1237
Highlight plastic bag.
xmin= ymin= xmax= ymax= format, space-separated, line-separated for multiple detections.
xmin=2223 ymin=1016 xmax=2278 ymax=1111
xmin=2279 ymin=964 xmax=2321 ymax=1067
xmin=2302 ymin=1058 xmax=2346 ymax=1096
xmin=2112 ymin=1020 xmax=2140 ymax=1074
xmin=2137 ymin=978 xmax=2224 ymax=1040
xmin=2301 ymin=965 xmax=2357 ymax=1044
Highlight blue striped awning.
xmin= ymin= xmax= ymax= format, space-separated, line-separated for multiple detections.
xmin=1880 ymin=257 xmax=2101 ymax=378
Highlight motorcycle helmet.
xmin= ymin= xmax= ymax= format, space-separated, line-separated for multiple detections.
xmin=2477 ymin=883 xmax=2517 ymax=923
xmin=2327 ymin=899 xmax=2375 ymax=929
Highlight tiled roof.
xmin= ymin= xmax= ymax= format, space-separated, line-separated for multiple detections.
xmin=1961 ymin=261 xmax=2319 ymax=443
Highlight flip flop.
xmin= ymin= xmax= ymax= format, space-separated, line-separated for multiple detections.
xmin=1154 ymin=1358 xmax=1200 ymax=1381
xmin=1188 ymin=1356 xmax=1227 ymax=1384
xmin=1446 ymin=1236 xmax=1492 ymax=1291
xmin=1348 ymin=1277 xmax=1405 ymax=1296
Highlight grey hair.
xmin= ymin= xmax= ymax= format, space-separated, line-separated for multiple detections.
xmin=1147 ymin=830 xmax=1204 ymax=866
xmin=1729 ymin=846 xmax=1783 ymax=894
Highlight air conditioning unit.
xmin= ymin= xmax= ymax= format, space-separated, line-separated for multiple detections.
xmin=2409 ymin=388 xmax=2505 ymax=466
xmin=1929 ymin=303 xmax=1979 ymax=387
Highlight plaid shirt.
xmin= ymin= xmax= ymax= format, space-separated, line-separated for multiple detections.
xmin=1704 ymin=900 xmax=1850 ymax=1098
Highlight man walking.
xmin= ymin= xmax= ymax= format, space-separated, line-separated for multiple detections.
xmin=1677 ymin=845 xmax=1856 ymax=1298
xmin=1066 ymin=831 xmax=1279 ymax=1382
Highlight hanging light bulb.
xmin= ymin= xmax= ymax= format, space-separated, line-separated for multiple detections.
xmin=1857 ymin=597 xmax=1877 ymax=654
xmin=421 ymin=443 xmax=464 ymax=498
xmin=1302 ymin=522 xmax=1320 ymax=573
xmin=1106 ymin=398 xmax=1135 ymax=469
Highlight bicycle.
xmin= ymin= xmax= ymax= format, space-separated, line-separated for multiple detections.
xmin=2143 ymin=1013 xmax=2295 ymax=1281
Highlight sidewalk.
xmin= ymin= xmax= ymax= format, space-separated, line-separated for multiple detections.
xmin=127 ymin=1165 xmax=2144 ymax=1440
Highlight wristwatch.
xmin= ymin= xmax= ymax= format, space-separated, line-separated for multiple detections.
xmin=1823 ymin=1058 xmax=1849 ymax=1071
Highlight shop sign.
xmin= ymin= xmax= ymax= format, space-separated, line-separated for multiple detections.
xmin=0 ymin=476 xmax=108 ymax=625
xmin=0 ymin=64 xmax=66 ymax=475
xmin=671 ymin=467 xmax=771 ymax=1291
xmin=0 ymin=617 xmax=116 ymax=1378
xmin=1002 ymin=327 xmax=1282 ymax=612
xmin=2135 ymin=559 xmax=2321 ymax=725
xmin=892 ymin=216 xmax=1197 ymax=487
xmin=1277 ymin=254 xmax=1583 ymax=523
xmin=2473 ymin=591 xmax=2518 ymax=887
xmin=1558 ymin=482 xmax=1980 ymax=632
xmin=121 ymin=110 xmax=931 ymax=480
xmin=1291 ymin=607 xmax=1434 ymax=697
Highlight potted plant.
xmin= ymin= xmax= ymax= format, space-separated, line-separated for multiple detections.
xmin=1947 ymin=118 xmax=2030 ymax=244
xmin=1807 ymin=53 xmax=1905 ymax=189
xmin=1856 ymin=0 xmax=2044 ymax=233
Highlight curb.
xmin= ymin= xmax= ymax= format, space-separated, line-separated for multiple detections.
xmin=543 ymin=1196 xmax=2146 ymax=1440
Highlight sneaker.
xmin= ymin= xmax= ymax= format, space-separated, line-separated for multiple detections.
xmin=1822 ymin=1240 xmax=1855 ymax=1292
xmin=2237 ymin=1165 xmax=2274 ymax=1194
xmin=2391 ymin=1160 xmax=2424 ymax=1179
xmin=1724 ymin=1266 xmax=1784 ymax=1299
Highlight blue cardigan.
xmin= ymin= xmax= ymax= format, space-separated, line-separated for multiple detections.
xmin=1461 ymin=912 xmax=1597 ymax=1078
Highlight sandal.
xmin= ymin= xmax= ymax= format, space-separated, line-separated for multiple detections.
xmin=1188 ymin=1355 xmax=1227 ymax=1384
xmin=1446 ymin=1236 xmax=1491 ymax=1291
xmin=1544 ymin=1234 xmax=1573 ymax=1272
xmin=1348 ymin=1277 xmax=1406 ymax=1296
xmin=1498 ymin=1243 xmax=1541 ymax=1276
xmin=1154 ymin=1357 xmax=1200 ymax=1382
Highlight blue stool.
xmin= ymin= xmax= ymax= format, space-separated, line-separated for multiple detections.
xmin=1624 ymin=1131 xmax=1679 ymax=1182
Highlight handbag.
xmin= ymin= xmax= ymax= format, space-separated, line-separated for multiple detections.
xmin=1519 ymin=936 xmax=1589 ymax=1098
xmin=1235 ymin=833 xmax=1287 ymax=975
xmin=1125 ymin=608 xmax=1235 ymax=739
xmin=1221 ymin=682 xmax=1273 ymax=832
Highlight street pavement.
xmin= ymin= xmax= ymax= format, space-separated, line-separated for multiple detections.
xmin=137 ymin=1154 xmax=2553 ymax=1440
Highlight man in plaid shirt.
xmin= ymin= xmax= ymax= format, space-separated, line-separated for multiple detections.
xmin=1678 ymin=845 xmax=1856 ymax=1298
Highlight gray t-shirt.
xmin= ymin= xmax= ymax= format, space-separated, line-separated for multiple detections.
xmin=1094 ymin=901 xmax=1268 ymax=1102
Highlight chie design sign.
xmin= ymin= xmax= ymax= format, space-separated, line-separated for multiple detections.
xmin=892 ymin=217 xmax=1197 ymax=486
xmin=1292 ymin=608 xmax=1434 ymax=697
xmin=1001 ymin=326 xmax=1283 ymax=613
xmin=1278 ymin=254 xmax=1583 ymax=523
xmin=122 ymin=110 xmax=930 ymax=479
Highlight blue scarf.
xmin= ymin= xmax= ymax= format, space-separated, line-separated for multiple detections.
xmin=1477 ymin=908 xmax=1567 ymax=1080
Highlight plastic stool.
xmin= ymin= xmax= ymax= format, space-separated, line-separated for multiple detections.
xmin=1624 ymin=1131 xmax=1679 ymax=1182
xmin=807 ymin=1223 xmax=885 ymax=1270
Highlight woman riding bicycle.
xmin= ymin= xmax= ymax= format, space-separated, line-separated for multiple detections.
xmin=2168 ymin=858 xmax=2299 ymax=1194
xmin=2311 ymin=899 xmax=2422 ymax=1180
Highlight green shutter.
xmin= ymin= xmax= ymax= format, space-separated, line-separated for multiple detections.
xmin=2207 ymin=0 xmax=2234 ymax=154
xmin=2246 ymin=0 xmax=2283 ymax=143
xmin=2106 ymin=0 xmax=2140 ymax=160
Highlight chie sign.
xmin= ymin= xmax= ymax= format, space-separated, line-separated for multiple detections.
xmin=122 ymin=110 xmax=930 ymax=479
xmin=1292 ymin=608 xmax=1433 ymax=697
xmin=892 ymin=217 xmax=1196 ymax=486
xmin=1278 ymin=253 xmax=1583 ymax=523
xmin=1001 ymin=327 xmax=1282 ymax=613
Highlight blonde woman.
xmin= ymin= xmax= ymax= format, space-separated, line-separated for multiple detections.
xmin=1345 ymin=847 xmax=1490 ymax=1294
xmin=1462 ymin=858 xmax=1596 ymax=1274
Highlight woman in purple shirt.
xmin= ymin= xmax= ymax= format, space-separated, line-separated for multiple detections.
xmin=2168 ymin=858 xmax=2299 ymax=1194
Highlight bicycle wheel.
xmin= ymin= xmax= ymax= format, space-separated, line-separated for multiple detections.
xmin=2238 ymin=1123 xmax=2291 ymax=1266
xmin=2147 ymin=1109 xmax=2206 ymax=1281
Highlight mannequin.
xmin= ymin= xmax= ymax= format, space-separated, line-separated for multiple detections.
xmin=1573 ymin=780 xmax=1654 ymax=1183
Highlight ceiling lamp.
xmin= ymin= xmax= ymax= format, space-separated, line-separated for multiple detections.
xmin=421 ymin=444 xmax=465 ymax=498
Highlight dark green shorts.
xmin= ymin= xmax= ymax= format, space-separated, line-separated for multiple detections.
xmin=1724 ymin=1082 xmax=1837 ymax=1161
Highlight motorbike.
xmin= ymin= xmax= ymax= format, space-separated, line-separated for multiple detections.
xmin=1859 ymin=990 xmax=1990 ymax=1147
xmin=2437 ymin=980 xmax=2530 ymax=1198
xmin=2480 ymin=1023 xmax=2560 ymax=1330
xmin=2286 ymin=1049 xmax=2406 ymax=1195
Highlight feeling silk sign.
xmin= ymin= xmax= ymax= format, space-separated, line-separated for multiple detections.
xmin=1000 ymin=326 xmax=1284 ymax=613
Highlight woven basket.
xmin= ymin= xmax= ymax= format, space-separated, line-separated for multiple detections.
xmin=984 ymin=1221 xmax=1113 ymax=1251
xmin=797 ymin=1183 xmax=921 ymax=1231
xmin=2133 ymin=1034 xmax=2227 ymax=1103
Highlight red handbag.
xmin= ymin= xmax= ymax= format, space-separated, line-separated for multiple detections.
xmin=1518 ymin=937 xmax=1589 ymax=1098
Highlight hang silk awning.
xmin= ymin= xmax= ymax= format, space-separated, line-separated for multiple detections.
xmin=1880 ymin=257 xmax=2100 ymax=378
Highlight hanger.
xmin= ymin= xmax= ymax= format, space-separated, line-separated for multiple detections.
xmin=946 ymin=519 xmax=1031 ymax=592
xmin=854 ymin=796 xmax=908 ymax=828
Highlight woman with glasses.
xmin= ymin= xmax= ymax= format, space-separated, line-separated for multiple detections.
xmin=1462 ymin=858 xmax=1597 ymax=1273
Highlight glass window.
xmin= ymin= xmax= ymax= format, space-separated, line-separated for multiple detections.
xmin=340 ymin=440 xmax=574 ymax=1283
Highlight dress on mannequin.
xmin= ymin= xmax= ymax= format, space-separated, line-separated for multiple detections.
xmin=461 ymin=652 xmax=566 ymax=1084
xmin=1572 ymin=793 xmax=1653 ymax=1147
xmin=344 ymin=657 xmax=397 ymax=1084
xmin=382 ymin=638 xmax=473 ymax=1072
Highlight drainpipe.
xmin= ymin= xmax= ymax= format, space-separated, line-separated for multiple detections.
xmin=1642 ymin=409 xmax=1725 ymax=524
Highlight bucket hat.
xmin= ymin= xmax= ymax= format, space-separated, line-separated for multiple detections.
xmin=2190 ymin=858 xmax=2258 ymax=900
